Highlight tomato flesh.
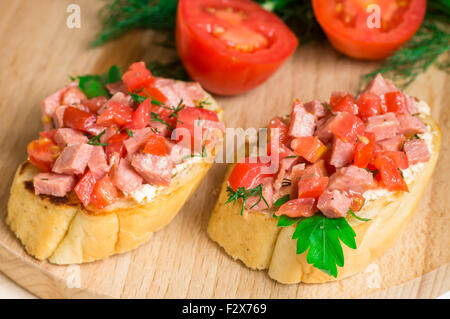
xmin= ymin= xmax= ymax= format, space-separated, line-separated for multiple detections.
xmin=297 ymin=176 xmax=329 ymax=199
xmin=357 ymin=92 xmax=382 ymax=119
xmin=142 ymin=134 xmax=167 ymax=156
xmin=105 ymin=132 xmax=129 ymax=159
xmin=353 ymin=132 xmax=375 ymax=168
xmin=176 ymin=0 xmax=298 ymax=95
xmin=329 ymin=112 xmax=365 ymax=144
xmin=74 ymin=170 xmax=97 ymax=207
xmin=312 ymin=0 xmax=426 ymax=60
xmin=291 ymin=136 xmax=327 ymax=163
xmin=330 ymin=92 xmax=357 ymax=114
xmin=385 ymin=91 xmax=408 ymax=114
xmin=268 ymin=116 xmax=290 ymax=146
xmin=374 ymin=153 xmax=408 ymax=191
xmin=97 ymin=101 xmax=133 ymax=127
xmin=27 ymin=137 xmax=61 ymax=172
xmin=122 ymin=62 xmax=155 ymax=92
xmin=63 ymin=106 xmax=97 ymax=133
xmin=228 ymin=158 xmax=274 ymax=191
xmin=141 ymin=86 xmax=168 ymax=104
xmin=127 ymin=98 xmax=152 ymax=130
xmin=90 ymin=175 xmax=118 ymax=209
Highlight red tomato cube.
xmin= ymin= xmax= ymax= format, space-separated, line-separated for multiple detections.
xmin=97 ymin=101 xmax=133 ymax=127
xmin=291 ymin=136 xmax=327 ymax=163
xmin=74 ymin=170 xmax=97 ymax=207
xmin=90 ymin=175 xmax=118 ymax=209
xmin=357 ymin=92 xmax=382 ymax=119
xmin=329 ymin=112 xmax=365 ymax=144
xmin=297 ymin=176 xmax=329 ymax=199
xmin=330 ymin=92 xmax=357 ymax=114
xmin=142 ymin=134 xmax=167 ymax=156
xmin=385 ymin=91 xmax=408 ymax=114
xmin=122 ymin=62 xmax=154 ymax=92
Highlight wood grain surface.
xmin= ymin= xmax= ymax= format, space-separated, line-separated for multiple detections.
xmin=0 ymin=0 xmax=448 ymax=298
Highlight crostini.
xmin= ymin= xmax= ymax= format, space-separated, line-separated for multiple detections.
xmin=8 ymin=62 xmax=224 ymax=264
xmin=208 ymin=74 xmax=441 ymax=284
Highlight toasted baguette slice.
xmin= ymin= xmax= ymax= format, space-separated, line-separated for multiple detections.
xmin=7 ymin=91 xmax=224 ymax=265
xmin=207 ymin=113 xmax=441 ymax=284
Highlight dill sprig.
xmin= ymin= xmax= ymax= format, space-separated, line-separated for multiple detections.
xmin=225 ymin=184 xmax=269 ymax=215
xmin=92 ymin=0 xmax=178 ymax=47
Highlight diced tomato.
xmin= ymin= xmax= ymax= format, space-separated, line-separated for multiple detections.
xmin=374 ymin=153 xmax=408 ymax=192
xmin=27 ymin=137 xmax=61 ymax=172
xmin=39 ymin=129 xmax=57 ymax=143
xmin=90 ymin=175 xmax=118 ymax=209
xmin=385 ymin=91 xmax=409 ymax=114
xmin=291 ymin=136 xmax=327 ymax=163
xmin=297 ymin=176 xmax=329 ymax=199
xmin=127 ymin=98 xmax=152 ymax=129
xmin=142 ymin=134 xmax=167 ymax=156
xmin=275 ymin=198 xmax=317 ymax=218
xmin=122 ymin=62 xmax=154 ymax=92
xmin=268 ymin=116 xmax=290 ymax=145
xmin=105 ymin=132 xmax=129 ymax=158
xmin=96 ymin=101 xmax=133 ymax=127
xmin=353 ymin=132 xmax=375 ymax=168
xmin=329 ymin=112 xmax=365 ymax=144
xmin=267 ymin=138 xmax=294 ymax=161
xmin=82 ymin=96 xmax=108 ymax=113
xmin=348 ymin=192 xmax=365 ymax=212
xmin=175 ymin=106 xmax=221 ymax=151
xmin=228 ymin=157 xmax=274 ymax=191
xmin=140 ymin=86 xmax=168 ymax=104
xmin=74 ymin=170 xmax=97 ymax=207
xmin=63 ymin=106 xmax=97 ymax=133
xmin=330 ymin=92 xmax=357 ymax=114
xmin=382 ymin=151 xmax=409 ymax=169
xmin=357 ymin=92 xmax=382 ymax=119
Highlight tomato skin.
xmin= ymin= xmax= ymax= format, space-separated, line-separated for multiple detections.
xmin=357 ymin=92 xmax=382 ymax=119
xmin=90 ymin=175 xmax=118 ymax=209
xmin=381 ymin=150 xmax=409 ymax=169
xmin=312 ymin=0 xmax=426 ymax=60
xmin=127 ymin=99 xmax=152 ymax=130
xmin=74 ymin=170 xmax=97 ymax=207
xmin=105 ymin=132 xmax=129 ymax=159
xmin=385 ymin=91 xmax=409 ymax=114
xmin=228 ymin=158 xmax=274 ymax=191
xmin=176 ymin=0 xmax=298 ymax=95
xmin=63 ymin=106 xmax=97 ymax=133
xmin=122 ymin=62 xmax=154 ymax=92
xmin=175 ymin=106 xmax=221 ymax=151
xmin=97 ymin=101 xmax=133 ymax=127
xmin=297 ymin=176 xmax=329 ymax=199
xmin=275 ymin=198 xmax=316 ymax=218
xmin=142 ymin=134 xmax=167 ymax=156
xmin=330 ymin=92 xmax=357 ymax=114
xmin=141 ymin=86 xmax=168 ymax=104
xmin=374 ymin=153 xmax=409 ymax=192
xmin=329 ymin=112 xmax=365 ymax=144
xmin=291 ymin=136 xmax=327 ymax=163
xmin=353 ymin=132 xmax=375 ymax=168
xmin=27 ymin=137 xmax=61 ymax=172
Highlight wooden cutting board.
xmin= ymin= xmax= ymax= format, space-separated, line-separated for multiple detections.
xmin=0 ymin=0 xmax=448 ymax=298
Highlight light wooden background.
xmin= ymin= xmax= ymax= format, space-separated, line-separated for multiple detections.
xmin=0 ymin=0 xmax=448 ymax=298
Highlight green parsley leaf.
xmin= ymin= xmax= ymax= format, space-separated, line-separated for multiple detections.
xmin=277 ymin=215 xmax=301 ymax=227
xmin=107 ymin=65 xmax=122 ymax=83
xmin=78 ymin=75 xmax=109 ymax=99
xmin=273 ymin=194 xmax=290 ymax=207
xmin=291 ymin=213 xmax=356 ymax=277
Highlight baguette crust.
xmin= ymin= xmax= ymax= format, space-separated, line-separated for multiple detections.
xmin=208 ymin=114 xmax=441 ymax=284
xmin=7 ymin=90 xmax=224 ymax=264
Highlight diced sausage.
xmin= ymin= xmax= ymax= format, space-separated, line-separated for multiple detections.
xmin=88 ymin=146 xmax=110 ymax=179
xmin=377 ymin=135 xmax=406 ymax=151
xmin=288 ymin=101 xmax=316 ymax=138
xmin=362 ymin=73 xmax=398 ymax=96
xmin=154 ymin=78 xmax=205 ymax=107
xmin=131 ymin=153 xmax=173 ymax=186
xmin=397 ymin=114 xmax=427 ymax=136
xmin=317 ymin=189 xmax=351 ymax=218
xmin=110 ymin=158 xmax=143 ymax=195
xmin=403 ymin=139 xmax=431 ymax=165
xmin=123 ymin=127 xmax=152 ymax=154
xmin=328 ymin=165 xmax=374 ymax=194
xmin=166 ymin=140 xmax=191 ymax=163
xmin=365 ymin=112 xmax=400 ymax=141
xmin=304 ymin=100 xmax=328 ymax=118
xmin=54 ymin=128 xmax=88 ymax=148
xmin=33 ymin=173 xmax=76 ymax=197
xmin=330 ymin=137 xmax=355 ymax=168
xmin=52 ymin=143 xmax=93 ymax=175
xmin=315 ymin=115 xmax=334 ymax=143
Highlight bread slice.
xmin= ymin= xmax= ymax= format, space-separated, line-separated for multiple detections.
xmin=7 ymin=91 xmax=224 ymax=264
xmin=207 ymin=113 xmax=441 ymax=284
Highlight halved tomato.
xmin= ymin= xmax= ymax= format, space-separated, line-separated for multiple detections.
xmin=176 ymin=0 xmax=298 ymax=95
xmin=312 ymin=0 xmax=426 ymax=60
